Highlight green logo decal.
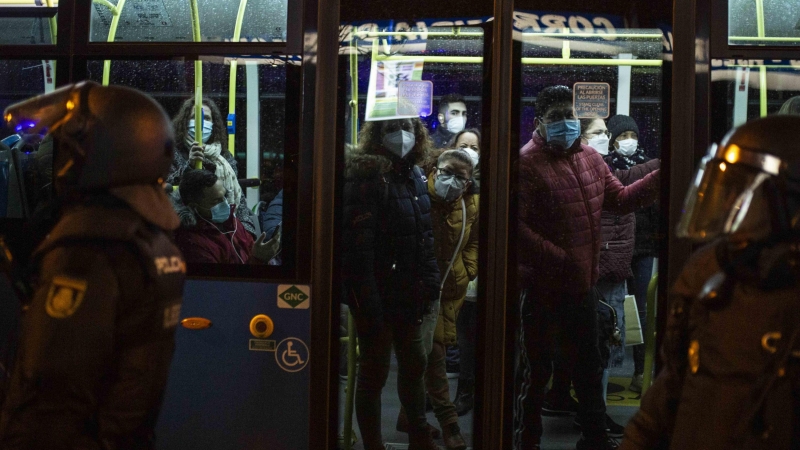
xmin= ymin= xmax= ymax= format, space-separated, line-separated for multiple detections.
xmin=279 ymin=285 xmax=309 ymax=308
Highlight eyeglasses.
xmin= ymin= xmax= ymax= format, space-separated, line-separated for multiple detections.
xmin=437 ymin=167 xmax=470 ymax=185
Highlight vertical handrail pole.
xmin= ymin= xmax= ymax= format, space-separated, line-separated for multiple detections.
xmin=227 ymin=0 xmax=248 ymax=156
xmin=755 ymin=0 xmax=768 ymax=116
xmin=641 ymin=274 xmax=658 ymax=396
xmin=101 ymin=0 xmax=126 ymax=86
xmin=189 ymin=0 xmax=203 ymax=168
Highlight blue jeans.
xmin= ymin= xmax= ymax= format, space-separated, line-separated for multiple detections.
xmin=595 ymin=279 xmax=627 ymax=369
xmin=630 ymin=256 xmax=654 ymax=375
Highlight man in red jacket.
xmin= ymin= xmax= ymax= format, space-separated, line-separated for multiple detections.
xmin=513 ymin=85 xmax=660 ymax=450
xmin=172 ymin=164 xmax=279 ymax=264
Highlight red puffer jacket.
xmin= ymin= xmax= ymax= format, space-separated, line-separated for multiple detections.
xmin=599 ymin=159 xmax=661 ymax=282
xmin=518 ymin=131 xmax=659 ymax=297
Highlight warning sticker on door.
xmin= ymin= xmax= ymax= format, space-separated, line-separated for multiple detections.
xmin=277 ymin=284 xmax=311 ymax=309
xmin=275 ymin=337 xmax=309 ymax=372
xmin=249 ymin=339 xmax=277 ymax=352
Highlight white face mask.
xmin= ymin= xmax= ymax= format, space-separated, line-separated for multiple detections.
xmin=462 ymin=148 xmax=480 ymax=168
xmin=446 ymin=116 xmax=466 ymax=133
xmin=615 ymin=139 xmax=639 ymax=157
xmin=587 ymin=134 xmax=610 ymax=155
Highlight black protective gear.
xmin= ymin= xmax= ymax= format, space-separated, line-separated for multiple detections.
xmin=678 ymin=115 xmax=800 ymax=242
xmin=4 ymin=81 xmax=175 ymax=191
xmin=4 ymin=82 xmax=179 ymax=230
xmin=0 ymin=201 xmax=185 ymax=449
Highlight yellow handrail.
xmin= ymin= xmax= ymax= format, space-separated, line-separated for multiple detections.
xmin=349 ymin=36 xmax=359 ymax=148
xmin=227 ymin=0 xmax=248 ymax=157
xmin=730 ymin=36 xmax=800 ymax=42
xmin=189 ymin=0 xmax=203 ymax=168
xmin=45 ymin=0 xmax=56 ymax=44
xmin=371 ymin=54 xmax=663 ymax=66
xmin=755 ymin=0 xmax=767 ymax=117
xmin=641 ymin=274 xmax=658 ymax=396
xmin=92 ymin=0 xmax=126 ymax=86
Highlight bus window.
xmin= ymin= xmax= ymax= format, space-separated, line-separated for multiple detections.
xmin=729 ymin=0 xmax=800 ymax=46
xmin=337 ymin=24 xmax=485 ymax=450
xmin=711 ymin=59 xmax=800 ymax=141
xmin=89 ymin=0 xmax=288 ymax=43
xmin=87 ymin=58 xmax=290 ymax=270
xmin=514 ymin=18 xmax=665 ymax=449
xmin=0 ymin=60 xmax=52 ymax=220
xmin=0 ymin=2 xmax=57 ymax=45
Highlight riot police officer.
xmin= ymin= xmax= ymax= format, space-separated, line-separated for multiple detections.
xmin=622 ymin=115 xmax=800 ymax=449
xmin=0 ymin=81 xmax=186 ymax=449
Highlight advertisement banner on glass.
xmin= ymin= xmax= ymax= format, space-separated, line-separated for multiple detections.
xmin=365 ymin=58 xmax=426 ymax=121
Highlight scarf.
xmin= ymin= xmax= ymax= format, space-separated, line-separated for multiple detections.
xmin=607 ymin=147 xmax=648 ymax=170
xmin=202 ymin=142 xmax=243 ymax=208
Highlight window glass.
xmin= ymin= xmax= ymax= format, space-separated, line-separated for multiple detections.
xmin=0 ymin=60 xmax=51 ymax=220
xmin=89 ymin=0 xmax=287 ymax=43
xmin=0 ymin=2 xmax=58 ymax=45
xmin=87 ymin=58 xmax=289 ymax=268
xmin=513 ymin=22 xmax=665 ymax=448
xmin=729 ymin=0 xmax=800 ymax=46
xmin=337 ymin=24 xmax=484 ymax=449
xmin=711 ymin=59 xmax=800 ymax=139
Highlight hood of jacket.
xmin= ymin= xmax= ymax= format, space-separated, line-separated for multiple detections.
xmin=169 ymin=190 xmax=200 ymax=228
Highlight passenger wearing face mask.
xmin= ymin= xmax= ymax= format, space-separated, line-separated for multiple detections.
xmin=167 ymin=97 xmax=258 ymax=238
xmin=607 ymin=114 xmax=660 ymax=393
xmin=341 ymin=118 xmax=441 ymax=450
xmin=515 ymin=86 xmax=660 ymax=450
xmin=171 ymin=165 xmax=279 ymax=264
xmin=399 ymin=149 xmax=478 ymax=450
xmin=445 ymin=129 xmax=481 ymax=416
xmin=431 ymin=93 xmax=468 ymax=149
xmin=540 ymin=117 xmax=660 ymax=439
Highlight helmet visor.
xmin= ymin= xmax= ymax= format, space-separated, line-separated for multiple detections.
xmin=676 ymin=153 xmax=770 ymax=241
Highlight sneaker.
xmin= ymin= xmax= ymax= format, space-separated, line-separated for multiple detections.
xmin=542 ymin=393 xmax=578 ymax=416
xmin=575 ymin=435 xmax=619 ymax=450
xmin=573 ymin=414 xmax=624 ymax=438
xmin=442 ymin=423 xmax=467 ymax=450
xmin=629 ymin=374 xmax=644 ymax=393
xmin=605 ymin=415 xmax=625 ymax=438
xmin=396 ymin=410 xmax=441 ymax=439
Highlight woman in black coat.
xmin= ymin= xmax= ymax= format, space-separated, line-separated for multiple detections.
xmin=341 ymin=117 xmax=441 ymax=450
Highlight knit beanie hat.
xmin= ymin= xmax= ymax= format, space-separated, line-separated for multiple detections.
xmin=608 ymin=114 xmax=640 ymax=144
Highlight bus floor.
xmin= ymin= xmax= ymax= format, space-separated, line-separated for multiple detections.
xmin=338 ymin=346 xmax=642 ymax=450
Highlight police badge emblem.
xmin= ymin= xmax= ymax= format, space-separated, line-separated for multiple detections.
xmin=45 ymin=276 xmax=88 ymax=318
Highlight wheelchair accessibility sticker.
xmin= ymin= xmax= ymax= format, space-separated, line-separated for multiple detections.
xmin=275 ymin=337 xmax=309 ymax=373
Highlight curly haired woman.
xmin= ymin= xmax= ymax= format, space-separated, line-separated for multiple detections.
xmin=341 ymin=117 xmax=441 ymax=450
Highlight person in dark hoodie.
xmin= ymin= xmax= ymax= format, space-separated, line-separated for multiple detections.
xmin=341 ymin=117 xmax=441 ymax=450
xmin=172 ymin=164 xmax=279 ymax=265
xmin=606 ymin=114 xmax=659 ymax=393
xmin=514 ymin=85 xmax=660 ymax=450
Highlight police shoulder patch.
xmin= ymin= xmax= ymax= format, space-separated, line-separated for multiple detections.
xmin=45 ymin=276 xmax=88 ymax=319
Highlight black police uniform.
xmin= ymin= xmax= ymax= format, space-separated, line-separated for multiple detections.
xmin=0 ymin=201 xmax=185 ymax=449
xmin=622 ymin=241 xmax=800 ymax=449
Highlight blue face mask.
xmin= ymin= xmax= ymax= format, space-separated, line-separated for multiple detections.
xmin=544 ymin=119 xmax=581 ymax=149
xmin=208 ymin=200 xmax=230 ymax=223
xmin=188 ymin=119 xmax=214 ymax=144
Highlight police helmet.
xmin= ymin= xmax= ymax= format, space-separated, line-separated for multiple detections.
xmin=677 ymin=115 xmax=800 ymax=242
xmin=4 ymin=81 xmax=175 ymax=190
